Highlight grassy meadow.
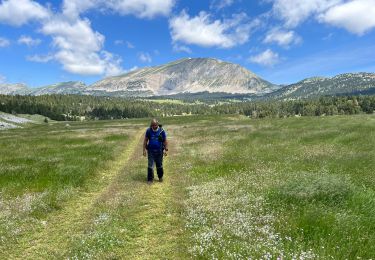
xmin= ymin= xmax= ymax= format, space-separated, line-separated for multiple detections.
xmin=0 ymin=114 xmax=374 ymax=259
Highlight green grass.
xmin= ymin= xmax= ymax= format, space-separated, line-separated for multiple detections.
xmin=178 ymin=114 xmax=375 ymax=259
xmin=0 ymin=114 xmax=374 ymax=258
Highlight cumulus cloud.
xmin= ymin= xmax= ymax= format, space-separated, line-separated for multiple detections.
xmin=249 ymin=49 xmax=280 ymax=66
xmin=263 ymin=28 xmax=301 ymax=47
xmin=0 ymin=0 xmax=124 ymax=76
xmin=40 ymin=16 xmax=123 ymax=76
xmin=61 ymin=0 xmax=175 ymax=19
xmin=271 ymin=0 xmax=341 ymax=27
xmin=210 ymin=0 xmax=234 ymax=10
xmin=138 ymin=52 xmax=152 ymax=63
xmin=62 ymin=0 xmax=98 ymax=20
xmin=0 ymin=0 xmax=50 ymax=26
xmin=0 ymin=37 xmax=10 ymax=47
xmin=271 ymin=0 xmax=375 ymax=35
xmin=26 ymin=54 xmax=54 ymax=63
xmin=106 ymin=0 xmax=175 ymax=18
xmin=0 ymin=0 xmax=179 ymax=76
xmin=170 ymin=11 xmax=254 ymax=48
xmin=319 ymin=0 xmax=375 ymax=35
xmin=18 ymin=35 xmax=41 ymax=46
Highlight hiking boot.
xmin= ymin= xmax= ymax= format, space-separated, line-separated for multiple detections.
xmin=158 ymin=177 xmax=163 ymax=182
xmin=147 ymin=180 xmax=153 ymax=185
xmin=147 ymin=168 xmax=154 ymax=182
xmin=156 ymin=167 xmax=164 ymax=180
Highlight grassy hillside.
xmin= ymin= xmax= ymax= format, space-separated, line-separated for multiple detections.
xmin=0 ymin=114 xmax=374 ymax=258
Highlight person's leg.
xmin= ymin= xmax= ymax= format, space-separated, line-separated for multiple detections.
xmin=155 ymin=153 xmax=164 ymax=180
xmin=147 ymin=152 xmax=155 ymax=182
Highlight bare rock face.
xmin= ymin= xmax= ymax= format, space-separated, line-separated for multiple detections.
xmin=32 ymin=81 xmax=87 ymax=95
xmin=87 ymin=58 xmax=278 ymax=96
xmin=0 ymin=83 xmax=31 ymax=95
xmin=266 ymin=73 xmax=375 ymax=100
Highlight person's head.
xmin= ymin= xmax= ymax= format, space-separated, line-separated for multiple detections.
xmin=150 ymin=118 xmax=159 ymax=130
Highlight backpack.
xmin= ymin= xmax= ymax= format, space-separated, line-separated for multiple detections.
xmin=146 ymin=124 xmax=166 ymax=150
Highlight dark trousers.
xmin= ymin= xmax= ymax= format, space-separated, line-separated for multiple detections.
xmin=147 ymin=150 xmax=164 ymax=181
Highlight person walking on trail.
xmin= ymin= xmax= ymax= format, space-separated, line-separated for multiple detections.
xmin=143 ymin=119 xmax=168 ymax=184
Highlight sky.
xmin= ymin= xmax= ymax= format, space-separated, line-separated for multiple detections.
xmin=0 ymin=0 xmax=375 ymax=87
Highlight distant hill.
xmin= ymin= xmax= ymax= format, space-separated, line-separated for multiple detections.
xmin=32 ymin=81 xmax=87 ymax=95
xmin=266 ymin=73 xmax=375 ymax=100
xmin=0 ymin=83 xmax=32 ymax=95
xmin=0 ymin=58 xmax=374 ymax=100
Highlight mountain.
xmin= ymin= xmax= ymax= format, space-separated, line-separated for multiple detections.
xmin=266 ymin=73 xmax=375 ymax=100
xmin=0 ymin=58 xmax=374 ymax=99
xmin=0 ymin=83 xmax=32 ymax=95
xmin=32 ymin=81 xmax=87 ymax=95
xmin=87 ymin=58 xmax=278 ymax=96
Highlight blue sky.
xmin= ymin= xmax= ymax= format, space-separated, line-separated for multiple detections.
xmin=0 ymin=0 xmax=375 ymax=87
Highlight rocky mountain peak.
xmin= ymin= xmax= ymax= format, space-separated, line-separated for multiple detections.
xmin=87 ymin=57 xmax=276 ymax=96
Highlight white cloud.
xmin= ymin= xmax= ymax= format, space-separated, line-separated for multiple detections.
xmin=18 ymin=35 xmax=42 ymax=46
xmin=263 ymin=28 xmax=301 ymax=46
xmin=138 ymin=52 xmax=152 ymax=63
xmin=0 ymin=0 xmax=177 ymax=77
xmin=169 ymin=11 xmax=254 ymax=48
xmin=172 ymin=44 xmax=192 ymax=54
xmin=114 ymin=40 xmax=135 ymax=48
xmin=106 ymin=0 xmax=175 ymax=18
xmin=271 ymin=0 xmax=342 ymax=28
xmin=61 ymin=0 xmax=175 ymax=19
xmin=62 ymin=0 xmax=98 ymax=20
xmin=210 ymin=0 xmax=234 ymax=10
xmin=271 ymin=0 xmax=375 ymax=35
xmin=41 ymin=17 xmax=123 ymax=76
xmin=319 ymin=0 xmax=375 ymax=35
xmin=249 ymin=49 xmax=280 ymax=66
xmin=0 ymin=0 xmax=50 ymax=26
xmin=26 ymin=54 xmax=54 ymax=63
xmin=0 ymin=37 xmax=10 ymax=47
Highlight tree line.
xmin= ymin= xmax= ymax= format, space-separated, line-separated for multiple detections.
xmin=0 ymin=94 xmax=374 ymax=121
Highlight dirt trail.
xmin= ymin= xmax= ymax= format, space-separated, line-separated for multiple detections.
xmin=6 ymin=128 xmax=145 ymax=259
xmin=108 ymin=126 xmax=188 ymax=259
xmin=6 ymin=126 xmax=188 ymax=259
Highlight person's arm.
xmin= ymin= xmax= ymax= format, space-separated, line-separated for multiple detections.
xmin=163 ymin=139 xmax=168 ymax=151
xmin=143 ymin=136 xmax=148 ymax=156
xmin=163 ymin=131 xmax=168 ymax=155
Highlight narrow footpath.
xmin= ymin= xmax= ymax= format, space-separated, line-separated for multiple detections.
xmin=6 ymin=126 xmax=189 ymax=259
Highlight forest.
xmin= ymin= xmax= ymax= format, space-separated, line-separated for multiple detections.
xmin=0 ymin=94 xmax=374 ymax=121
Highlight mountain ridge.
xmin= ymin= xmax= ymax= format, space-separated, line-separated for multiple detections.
xmin=86 ymin=58 xmax=278 ymax=96
xmin=1 ymin=58 xmax=374 ymax=99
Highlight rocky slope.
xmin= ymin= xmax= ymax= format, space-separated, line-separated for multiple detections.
xmin=266 ymin=73 xmax=375 ymax=100
xmin=87 ymin=58 xmax=278 ymax=96
xmin=32 ymin=81 xmax=87 ymax=95
xmin=0 ymin=83 xmax=31 ymax=95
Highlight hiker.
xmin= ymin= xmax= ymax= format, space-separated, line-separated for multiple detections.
xmin=143 ymin=119 xmax=168 ymax=183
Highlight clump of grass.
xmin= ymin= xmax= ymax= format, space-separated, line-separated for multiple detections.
xmin=266 ymin=172 xmax=375 ymax=258
xmin=269 ymin=173 xmax=354 ymax=206
xmin=103 ymin=134 xmax=128 ymax=142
